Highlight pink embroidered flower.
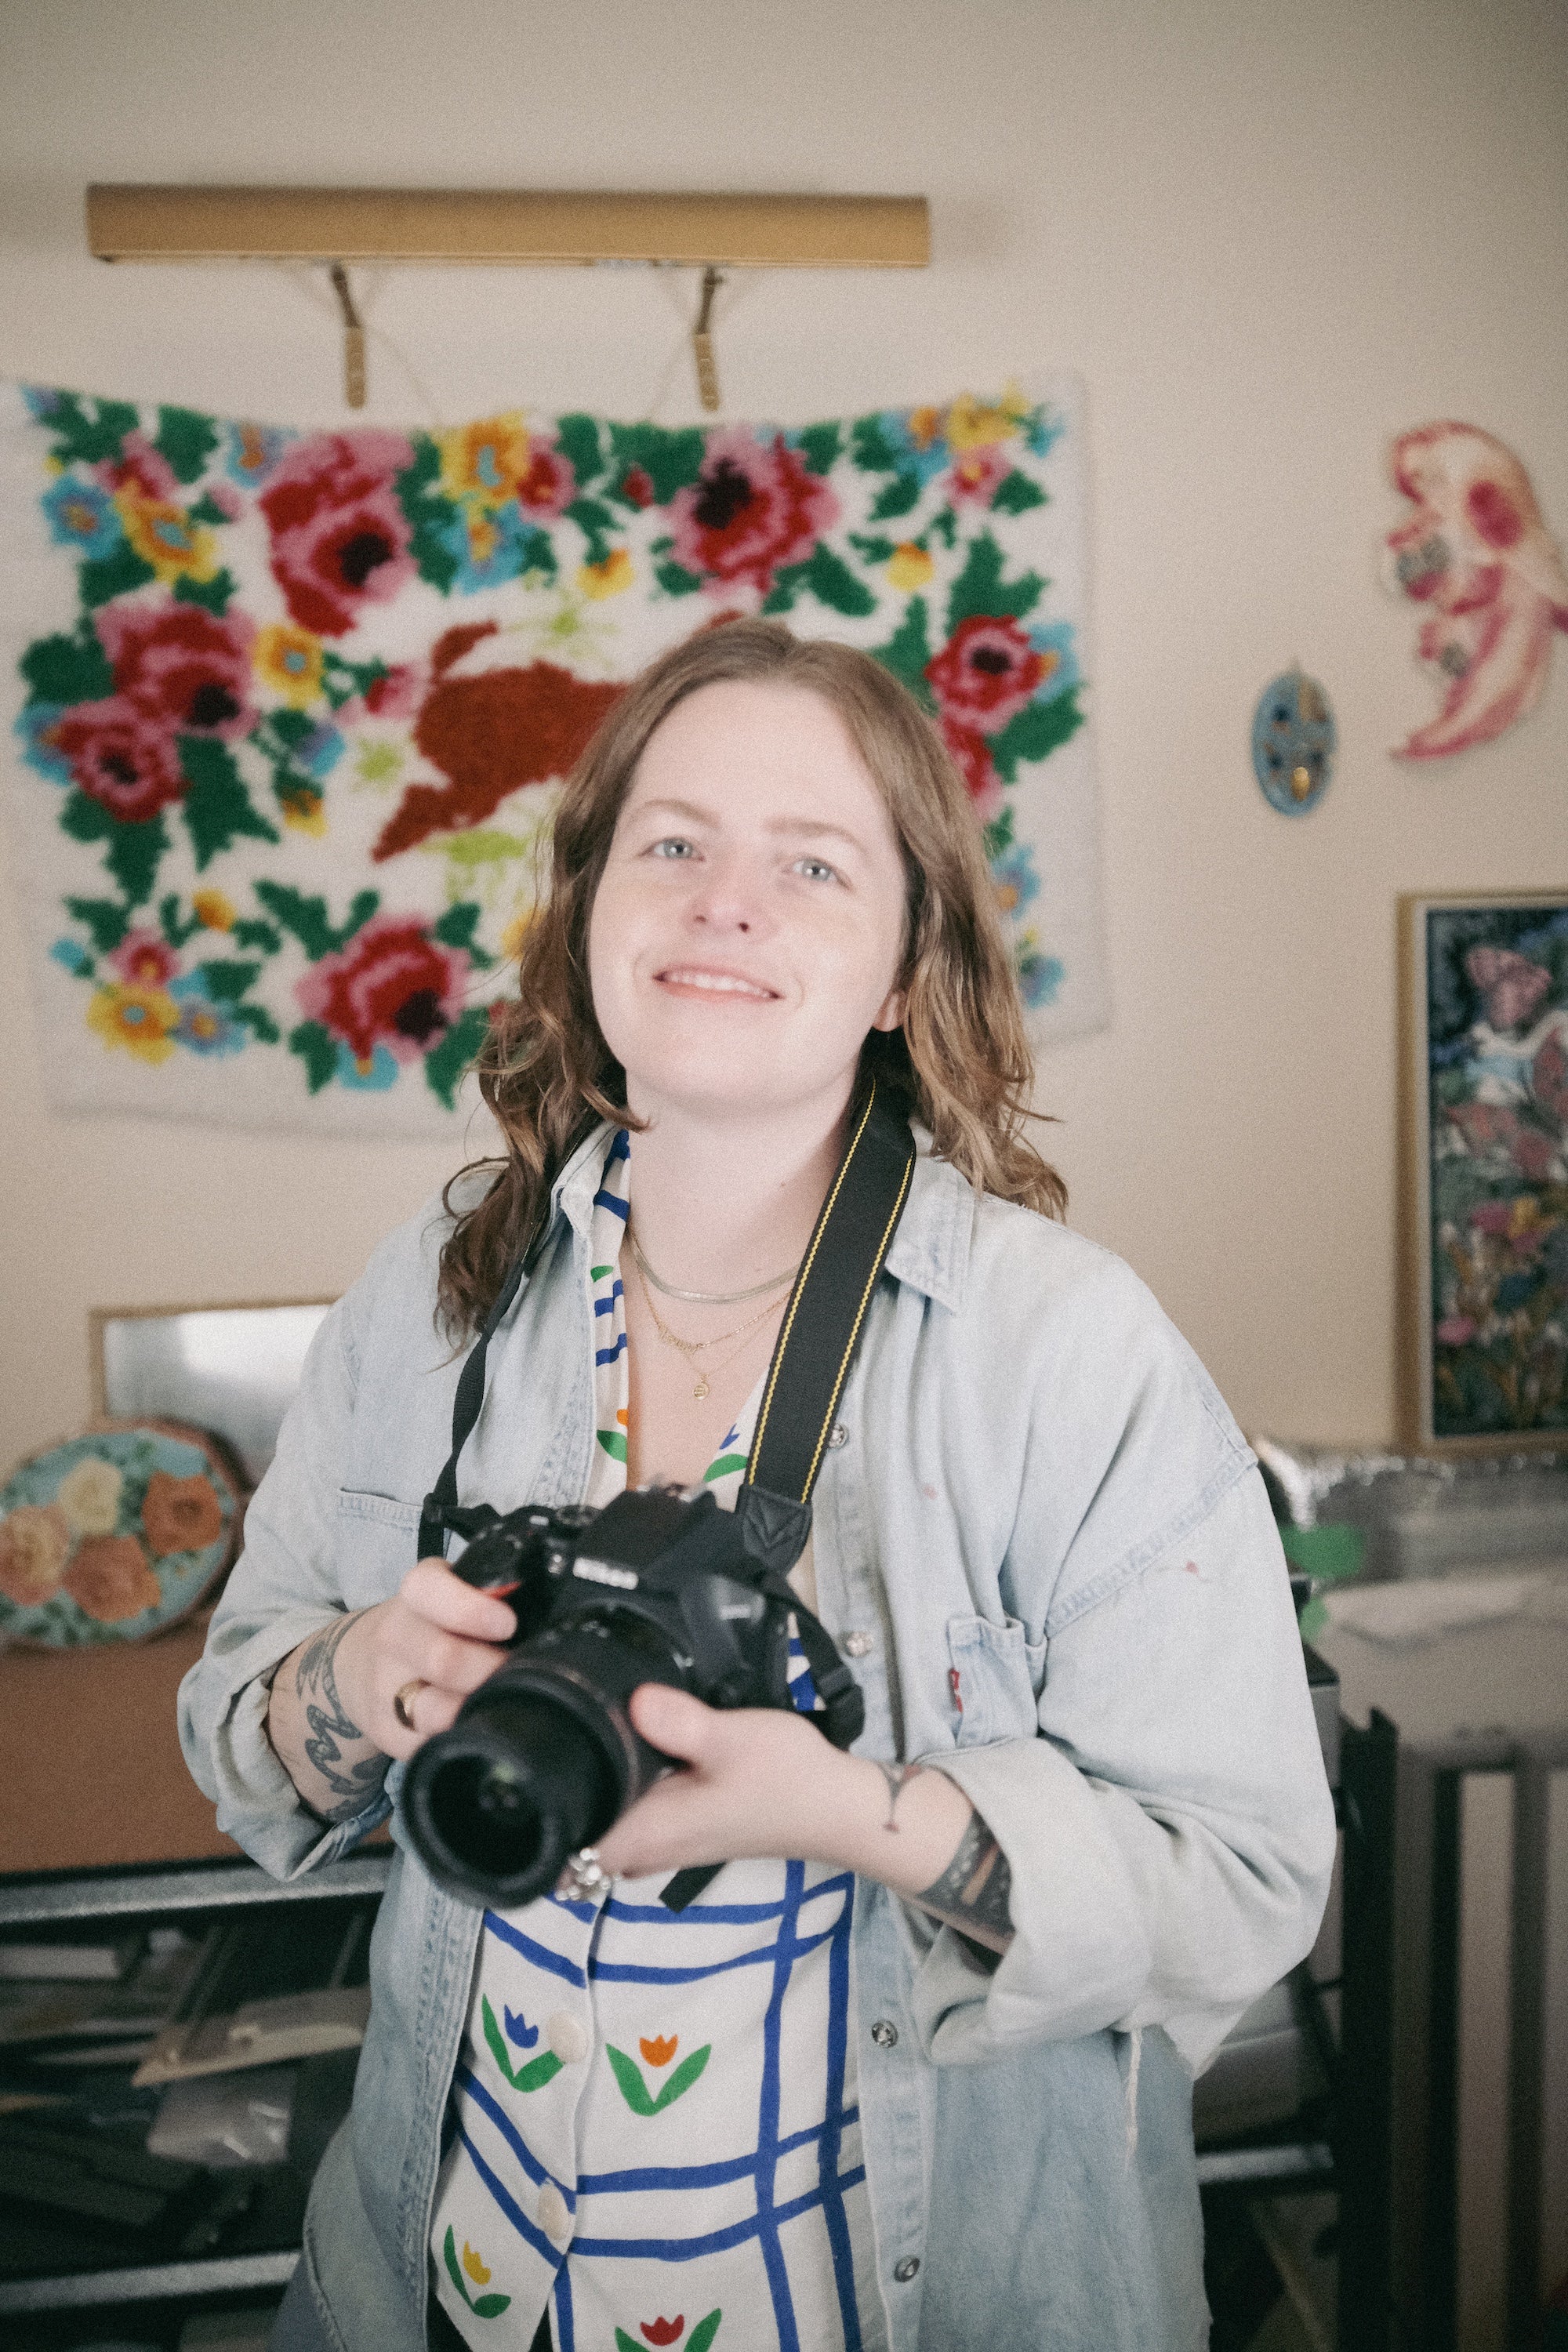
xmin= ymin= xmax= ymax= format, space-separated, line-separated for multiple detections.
xmin=53 ymin=698 xmax=186 ymax=823
xmin=295 ymin=916 xmax=470 ymax=1067
xmin=363 ymin=665 xmax=421 ymax=720
xmin=669 ymin=430 xmax=840 ymax=601
xmin=63 ymin=1534 xmax=162 ymax=1623
xmin=938 ymin=718 xmax=1002 ymax=817
xmin=259 ymin=430 xmax=416 ymax=637
xmin=925 ymin=615 xmax=1047 ymax=735
xmin=95 ymin=430 xmax=180 ymax=505
xmin=98 ymin=599 xmax=256 ymax=738
xmin=109 ymin=928 xmax=180 ymax=987
xmin=948 ymin=445 xmax=1011 ymax=506
xmin=514 ymin=442 xmax=576 ymax=518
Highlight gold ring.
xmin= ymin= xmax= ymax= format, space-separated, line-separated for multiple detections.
xmin=393 ymin=1679 xmax=425 ymax=1731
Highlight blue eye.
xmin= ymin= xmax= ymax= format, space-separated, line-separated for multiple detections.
xmin=794 ymin=856 xmax=840 ymax=883
xmin=650 ymin=837 xmax=696 ymax=860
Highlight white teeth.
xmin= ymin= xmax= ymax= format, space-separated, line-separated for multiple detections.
xmin=661 ymin=969 xmax=772 ymax=998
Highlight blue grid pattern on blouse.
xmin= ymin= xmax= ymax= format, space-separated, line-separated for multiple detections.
xmin=454 ymin=1855 xmax=866 ymax=2352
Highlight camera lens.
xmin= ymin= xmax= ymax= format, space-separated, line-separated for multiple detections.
xmin=405 ymin=1693 xmax=619 ymax=1907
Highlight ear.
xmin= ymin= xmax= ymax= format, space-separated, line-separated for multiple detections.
xmin=870 ymin=984 xmax=907 ymax=1033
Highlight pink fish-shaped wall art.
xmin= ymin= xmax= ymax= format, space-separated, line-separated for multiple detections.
xmin=1387 ymin=422 xmax=1568 ymax=759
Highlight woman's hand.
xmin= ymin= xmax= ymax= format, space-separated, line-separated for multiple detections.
xmin=264 ymin=1559 xmax=514 ymax=1823
xmin=595 ymin=1686 xmax=994 ymax=1940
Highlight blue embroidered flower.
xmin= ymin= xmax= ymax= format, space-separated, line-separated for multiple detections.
xmin=437 ymin=501 xmax=532 ymax=591
xmin=50 ymin=937 xmax=92 ymax=975
xmin=224 ymin=422 xmax=296 ymax=489
xmin=1022 ymin=405 xmax=1065 ymax=460
xmin=503 ymin=2005 xmax=540 ymax=2050
xmin=1016 ymin=938 xmax=1064 ymax=1008
xmin=42 ymin=476 xmax=123 ymax=561
xmin=1027 ymin=620 xmax=1080 ymax=701
xmin=21 ymin=385 xmax=64 ymax=422
xmin=299 ymin=724 xmax=346 ymax=780
xmin=16 ymin=704 xmax=73 ymax=783
xmin=991 ymin=843 xmax=1041 ymax=920
xmin=169 ymin=975 xmax=246 ymax=1058
xmin=335 ymin=1040 xmax=399 ymax=1091
xmin=877 ymin=409 xmax=951 ymax=485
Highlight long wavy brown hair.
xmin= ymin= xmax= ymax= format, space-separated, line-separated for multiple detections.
xmin=437 ymin=619 xmax=1065 ymax=1337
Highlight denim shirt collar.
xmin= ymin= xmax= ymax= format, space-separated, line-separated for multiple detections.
xmin=546 ymin=1113 xmax=974 ymax=1313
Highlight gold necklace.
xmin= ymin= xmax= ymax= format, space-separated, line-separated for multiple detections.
xmin=627 ymin=1221 xmax=800 ymax=1307
xmin=632 ymin=1258 xmax=789 ymax=1402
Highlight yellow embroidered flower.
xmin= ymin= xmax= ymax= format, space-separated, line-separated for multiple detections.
xmin=56 ymin=1455 xmax=125 ymax=1539
xmin=118 ymin=494 xmax=219 ymax=585
xmin=886 ymin=542 xmax=933 ymax=592
xmin=86 ymin=982 xmax=180 ymax=1064
xmin=279 ymin=785 xmax=327 ymax=836
xmin=946 ymin=388 xmax=1028 ymax=453
xmin=461 ymin=2244 xmax=492 ymax=2286
xmin=254 ymin=622 xmax=325 ymax=708
xmin=577 ymin=549 xmax=634 ymax=601
xmin=499 ymin=907 xmax=535 ymax=963
xmin=906 ymin=405 xmax=944 ymax=452
xmin=440 ymin=412 xmax=532 ymax=507
xmin=192 ymin=889 xmax=237 ymax=931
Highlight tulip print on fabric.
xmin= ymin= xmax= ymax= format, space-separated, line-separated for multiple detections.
xmin=1387 ymin=423 xmax=1568 ymax=760
xmin=1 ymin=379 xmax=1102 ymax=1135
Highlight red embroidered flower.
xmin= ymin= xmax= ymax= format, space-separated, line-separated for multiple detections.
xmin=938 ymin=718 xmax=1001 ymax=818
xmin=63 ymin=1534 xmax=162 ymax=1623
xmin=515 ymin=444 xmax=576 ymax=517
xmin=295 ymin=916 xmax=470 ymax=1066
xmin=948 ymin=445 xmax=1011 ymax=506
xmin=924 ymin=615 xmax=1047 ymax=736
xmin=97 ymin=599 xmax=256 ymax=738
xmin=53 ymin=698 xmax=187 ymax=823
xmin=619 ymin=464 xmax=655 ymax=509
xmin=95 ymin=430 xmax=180 ymax=505
xmin=364 ymin=665 xmax=421 ymax=720
xmin=259 ymin=430 xmax=416 ymax=637
xmin=109 ymin=928 xmax=180 ymax=987
xmin=640 ymin=2321 xmax=684 ymax=2346
xmin=669 ymin=429 xmax=840 ymax=601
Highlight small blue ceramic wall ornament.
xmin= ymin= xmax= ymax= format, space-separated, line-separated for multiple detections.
xmin=1253 ymin=669 xmax=1335 ymax=813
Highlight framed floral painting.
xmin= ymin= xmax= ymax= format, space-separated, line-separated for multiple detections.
xmin=1400 ymin=891 xmax=1568 ymax=1450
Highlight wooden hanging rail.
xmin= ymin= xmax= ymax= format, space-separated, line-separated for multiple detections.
xmin=85 ymin=187 xmax=930 ymax=270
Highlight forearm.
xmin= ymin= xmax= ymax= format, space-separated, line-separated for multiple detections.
xmin=829 ymin=1754 xmax=1015 ymax=1955
xmin=265 ymin=1613 xmax=390 ymax=1824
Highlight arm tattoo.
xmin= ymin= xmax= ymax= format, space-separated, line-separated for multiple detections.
xmin=292 ymin=1614 xmax=387 ymax=1821
xmin=913 ymin=1809 xmax=1014 ymax=1955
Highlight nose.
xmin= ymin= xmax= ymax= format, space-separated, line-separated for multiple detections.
xmin=684 ymin=848 xmax=770 ymax=938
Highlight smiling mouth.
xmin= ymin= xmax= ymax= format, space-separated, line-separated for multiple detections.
xmin=655 ymin=967 xmax=779 ymax=1000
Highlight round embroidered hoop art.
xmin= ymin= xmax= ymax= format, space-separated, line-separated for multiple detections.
xmin=0 ymin=1420 xmax=242 ymax=1646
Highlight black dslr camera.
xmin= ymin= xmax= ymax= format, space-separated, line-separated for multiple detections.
xmin=402 ymin=1484 xmax=862 ymax=1910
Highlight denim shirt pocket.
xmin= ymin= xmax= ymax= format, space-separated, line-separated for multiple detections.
xmin=337 ymin=1489 xmax=423 ymax=1610
xmin=945 ymin=1613 xmax=1047 ymax=1748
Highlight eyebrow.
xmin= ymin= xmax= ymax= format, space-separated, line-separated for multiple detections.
xmin=633 ymin=797 xmax=869 ymax=853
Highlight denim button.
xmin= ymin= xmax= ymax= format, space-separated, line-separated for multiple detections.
xmin=894 ymin=2256 xmax=920 ymax=2282
xmin=844 ymin=1631 xmax=873 ymax=1658
xmin=871 ymin=2018 xmax=898 ymax=2049
xmin=826 ymin=1423 xmax=849 ymax=1450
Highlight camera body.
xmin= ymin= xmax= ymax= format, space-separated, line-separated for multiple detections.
xmin=402 ymin=1483 xmax=849 ymax=1909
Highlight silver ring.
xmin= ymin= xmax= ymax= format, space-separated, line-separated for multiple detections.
xmin=556 ymin=1846 xmax=613 ymax=1902
xmin=393 ymin=1679 xmax=425 ymax=1731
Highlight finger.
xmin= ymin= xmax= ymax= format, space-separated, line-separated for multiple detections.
xmin=404 ymin=1682 xmax=466 ymax=1741
xmin=389 ymin=1620 xmax=511 ymax=1699
xmin=401 ymin=1557 xmax=517 ymax=1644
xmin=627 ymin=1682 xmax=723 ymax=1762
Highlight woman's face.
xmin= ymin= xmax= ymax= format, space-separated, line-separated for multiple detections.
xmin=587 ymin=680 xmax=909 ymax=1130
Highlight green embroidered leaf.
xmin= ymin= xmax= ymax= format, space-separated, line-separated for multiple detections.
xmin=868 ymin=471 xmax=921 ymax=524
xmin=59 ymin=789 xmax=115 ymax=845
xmin=180 ymin=739 xmax=280 ymax=869
xmin=597 ymin=1428 xmax=629 ymax=1462
xmin=154 ymin=405 xmax=220 ymax=485
xmin=760 ymin=561 xmax=807 ymax=616
xmin=702 ymin=1453 xmax=748 ymax=1482
xmin=988 ymin=687 xmax=1083 ymax=782
xmin=265 ymin=708 xmax=315 ymax=751
xmin=867 ymin=597 xmax=936 ymax=712
xmin=928 ymin=505 xmax=958 ymax=550
xmin=991 ymin=469 xmax=1047 ymax=516
xmin=801 ymin=543 xmax=877 ymax=618
xmin=105 ymin=815 xmax=169 ymax=910
xmin=424 ymin=1004 xmax=489 ymax=1110
xmin=64 ymin=897 xmax=129 ymax=953
xmin=232 ymin=1001 xmax=281 ymax=1044
xmin=431 ymin=901 xmax=494 ymax=967
xmin=194 ymin=959 xmax=261 ymax=1004
xmin=158 ymin=893 xmax=200 ymax=947
xmin=255 ymin=882 xmax=379 ymax=960
xmin=945 ymin=531 xmax=1044 ymax=630
xmin=187 ymin=492 xmax=230 ymax=525
xmin=607 ymin=422 xmax=706 ymax=504
xmin=472 ymin=2295 xmax=512 ymax=2319
xmin=982 ymin=802 xmax=1016 ymax=859
xmin=650 ymin=2043 xmax=712 ymax=2111
xmin=606 ymin=2044 xmax=659 ymax=2116
xmin=850 ymin=413 xmax=902 ymax=474
xmin=796 ymin=421 xmax=843 ymax=476
xmin=654 ymin=557 xmax=703 ymax=598
xmin=22 ymin=625 xmax=114 ymax=707
xmin=231 ymin=917 xmax=282 ymax=953
xmin=567 ymin=496 xmax=617 ymax=569
xmin=174 ymin=568 xmax=235 ymax=616
xmin=688 ymin=2312 xmax=724 ymax=2352
xmin=41 ymin=393 xmax=140 ymax=467
xmin=289 ymin=1020 xmax=339 ymax=1094
xmin=848 ymin=532 xmax=896 ymax=564
xmin=78 ymin=541 xmax=157 ymax=610
xmin=397 ymin=440 xmax=461 ymax=595
xmin=555 ymin=409 xmax=604 ymax=491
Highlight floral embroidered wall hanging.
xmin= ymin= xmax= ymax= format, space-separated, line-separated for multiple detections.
xmin=0 ymin=379 xmax=1104 ymax=1135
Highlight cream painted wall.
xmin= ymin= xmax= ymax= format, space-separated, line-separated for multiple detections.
xmin=1 ymin=0 xmax=1565 ymax=1467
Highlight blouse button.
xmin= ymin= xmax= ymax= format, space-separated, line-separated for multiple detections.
xmin=894 ymin=2256 xmax=921 ymax=2282
xmin=547 ymin=2011 xmax=588 ymax=2063
xmin=870 ymin=2018 xmax=898 ymax=2049
xmin=537 ymin=2182 xmax=573 ymax=2246
xmin=843 ymin=1632 xmax=873 ymax=1659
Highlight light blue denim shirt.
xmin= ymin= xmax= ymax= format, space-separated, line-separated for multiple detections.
xmin=180 ymin=1125 xmax=1334 ymax=2352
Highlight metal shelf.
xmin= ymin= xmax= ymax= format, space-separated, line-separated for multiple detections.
xmin=0 ymin=2248 xmax=298 ymax=2314
xmin=0 ymin=1849 xmax=391 ymax=1927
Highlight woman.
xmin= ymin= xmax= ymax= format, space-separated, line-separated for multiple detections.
xmin=181 ymin=620 xmax=1334 ymax=2352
